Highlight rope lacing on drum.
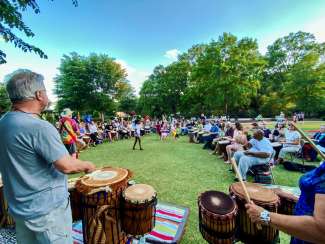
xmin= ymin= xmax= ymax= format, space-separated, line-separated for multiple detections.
xmin=88 ymin=205 xmax=116 ymax=244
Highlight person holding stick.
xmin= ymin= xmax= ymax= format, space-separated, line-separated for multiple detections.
xmin=0 ymin=69 xmax=96 ymax=244
xmin=246 ymin=123 xmax=325 ymax=244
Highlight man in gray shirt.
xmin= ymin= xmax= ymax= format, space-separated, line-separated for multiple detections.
xmin=0 ymin=69 xmax=95 ymax=243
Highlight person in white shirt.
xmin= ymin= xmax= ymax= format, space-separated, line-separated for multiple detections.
xmin=276 ymin=123 xmax=301 ymax=164
xmin=132 ymin=119 xmax=143 ymax=150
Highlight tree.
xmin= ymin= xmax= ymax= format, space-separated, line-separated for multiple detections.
xmin=0 ymin=0 xmax=77 ymax=64
xmin=260 ymin=31 xmax=321 ymax=115
xmin=0 ymin=83 xmax=11 ymax=113
xmin=55 ymin=53 xmax=127 ymax=120
xmin=188 ymin=33 xmax=265 ymax=115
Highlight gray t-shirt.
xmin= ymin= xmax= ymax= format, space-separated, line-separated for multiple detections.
xmin=0 ymin=112 xmax=69 ymax=219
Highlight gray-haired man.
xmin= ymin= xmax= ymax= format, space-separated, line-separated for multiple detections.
xmin=0 ymin=69 xmax=96 ymax=244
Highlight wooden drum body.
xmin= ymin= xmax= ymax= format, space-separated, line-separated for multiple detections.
xmin=76 ymin=167 xmax=132 ymax=244
xmin=229 ymin=182 xmax=280 ymax=244
xmin=121 ymin=184 xmax=157 ymax=236
xmin=0 ymin=185 xmax=15 ymax=228
xmin=273 ymin=188 xmax=298 ymax=216
xmin=68 ymin=178 xmax=82 ymax=222
xmin=218 ymin=140 xmax=231 ymax=161
xmin=198 ymin=191 xmax=237 ymax=244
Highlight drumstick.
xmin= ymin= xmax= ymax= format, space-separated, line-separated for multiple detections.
xmin=292 ymin=122 xmax=325 ymax=160
xmin=230 ymin=158 xmax=262 ymax=230
xmin=230 ymin=158 xmax=251 ymax=202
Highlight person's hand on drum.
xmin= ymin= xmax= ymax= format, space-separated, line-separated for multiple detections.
xmin=83 ymin=161 xmax=96 ymax=173
xmin=243 ymin=150 xmax=252 ymax=156
xmin=245 ymin=201 xmax=266 ymax=225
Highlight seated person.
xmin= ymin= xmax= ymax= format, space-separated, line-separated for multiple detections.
xmin=270 ymin=122 xmax=286 ymax=142
xmin=233 ymin=130 xmax=273 ymax=181
xmin=276 ymin=123 xmax=301 ymax=164
xmin=225 ymin=122 xmax=247 ymax=163
xmin=260 ymin=121 xmax=272 ymax=139
xmin=314 ymin=125 xmax=325 ymax=153
xmin=202 ymin=122 xmax=220 ymax=149
xmin=211 ymin=122 xmax=234 ymax=156
xmin=304 ymin=125 xmax=325 ymax=160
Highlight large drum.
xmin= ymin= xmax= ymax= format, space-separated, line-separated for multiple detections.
xmin=198 ymin=191 xmax=237 ymax=244
xmin=68 ymin=178 xmax=82 ymax=222
xmin=0 ymin=183 xmax=15 ymax=228
xmin=273 ymin=188 xmax=298 ymax=216
xmin=121 ymin=184 xmax=157 ymax=236
xmin=218 ymin=140 xmax=231 ymax=161
xmin=229 ymin=182 xmax=280 ymax=244
xmin=76 ymin=167 xmax=132 ymax=244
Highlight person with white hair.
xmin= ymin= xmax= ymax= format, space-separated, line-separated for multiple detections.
xmin=0 ymin=69 xmax=95 ymax=244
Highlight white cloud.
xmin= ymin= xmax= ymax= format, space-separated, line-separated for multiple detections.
xmin=116 ymin=59 xmax=150 ymax=95
xmin=164 ymin=49 xmax=180 ymax=61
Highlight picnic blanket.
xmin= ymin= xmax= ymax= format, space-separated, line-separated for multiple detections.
xmin=73 ymin=201 xmax=189 ymax=244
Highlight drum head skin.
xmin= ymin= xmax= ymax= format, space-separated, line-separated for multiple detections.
xmin=124 ymin=184 xmax=156 ymax=202
xmin=200 ymin=191 xmax=235 ymax=215
xmin=231 ymin=182 xmax=279 ymax=204
xmin=80 ymin=167 xmax=129 ymax=187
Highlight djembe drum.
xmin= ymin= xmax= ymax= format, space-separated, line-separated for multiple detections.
xmin=218 ymin=140 xmax=231 ymax=161
xmin=68 ymin=178 xmax=82 ymax=222
xmin=198 ymin=191 xmax=237 ymax=244
xmin=76 ymin=167 xmax=132 ymax=244
xmin=273 ymin=188 xmax=298 ymax=216
xmin=121 ymin=184 xmax=157 ymax=236
xmin=189 ymin=130 xmax=196 ymax=143
xmin=0 ymin=181 xmax=15 ymax=228
xmin=229 ymin=182 xmax=280 ymax=244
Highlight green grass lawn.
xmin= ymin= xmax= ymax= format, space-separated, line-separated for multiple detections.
xmin=72 ymin=121 xmax=323 ymax=244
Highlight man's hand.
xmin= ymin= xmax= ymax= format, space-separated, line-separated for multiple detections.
xmin=245 ymin=202 xmax=265 ymax=225
xmin=82 ymin=161 xmax=96 ymax=173
xmin=244 ymin=151 xmax=252 ymax=156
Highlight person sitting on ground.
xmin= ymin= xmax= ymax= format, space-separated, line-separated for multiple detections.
xmin=233 ymin=129 xmax=273 ymax=181
xmin=225 ymin=122 xmax=247 ymax=164
xmin=276 ymin=123 xmax=301 ymax=164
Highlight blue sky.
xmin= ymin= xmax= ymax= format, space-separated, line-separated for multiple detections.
xmin=1 ymin=0 xmax=325 ymax=100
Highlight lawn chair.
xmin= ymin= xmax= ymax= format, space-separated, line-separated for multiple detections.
xmin=288 ymin=139 xmax=305 ymax=165
xmin=249 ymin=150 xmax=276 ymax=184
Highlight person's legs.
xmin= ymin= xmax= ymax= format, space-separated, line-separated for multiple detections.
xmin=139 ymin=137 xmax=143 ymax=150
xmin=133 ymin=137 xmax=138 ymax=149
xmin=278 ymin=146 xmax=299 ymax=162
xmin=238 ymin=156 xmax=262 ymax=181
xmin=234 ymin=151 xmax=245 ymax=164
xmin=16 ymin=198 xmax=72 ymax=244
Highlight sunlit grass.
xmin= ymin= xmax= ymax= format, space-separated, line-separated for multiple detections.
xmin=72 ymin=121 xmax=322 ymax=243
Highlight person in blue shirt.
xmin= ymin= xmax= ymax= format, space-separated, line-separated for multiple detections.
xmin=0 ymin=69 xmax=96 ymax=244
xmin=314 ymin=125 xmax=325 ymax=153
xmin=233 ymin=130 xmax=273 ymax=181
xmin=246 ymin=160 xmax=325 ymax=244
xmin=202 ymin=121 xmax=220 ymax=149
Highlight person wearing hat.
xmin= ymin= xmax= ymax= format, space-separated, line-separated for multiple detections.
xmin=59 ymin=108 xmax=79 ymax=158
xmin=0 ymin=69 xmax=95 ymax=244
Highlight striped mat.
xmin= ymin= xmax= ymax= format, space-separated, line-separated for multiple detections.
xmin=72 ymin=201 xmax=189 ymax=244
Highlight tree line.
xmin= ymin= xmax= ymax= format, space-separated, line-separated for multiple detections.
xmin=0 ymin=31 xmax=324 ymax=119
xmin=138 ymin=31 xmax=325 ymax=118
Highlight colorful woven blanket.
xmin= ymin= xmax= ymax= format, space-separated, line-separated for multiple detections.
xmin=72 ymin=201 xmax=189 ymax=244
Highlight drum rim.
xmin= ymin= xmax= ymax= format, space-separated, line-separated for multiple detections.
xmin=230 ymin=182 xmax=280 ymax=205
xmin=123 ymin=184 xmax=157 ymax=203
xmin=79 ymin=167 xmax=129 ymax=187
xmin=198 ymin=191 xmax=237 ymax=217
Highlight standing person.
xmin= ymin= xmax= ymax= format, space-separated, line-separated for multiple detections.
xmin=132 ymin=119 xmax=143 ymax=150
xmin=59 ymin=108 xmax=78 ymax=158
xmin=0 ymin=69 xmax=96 ymax=244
